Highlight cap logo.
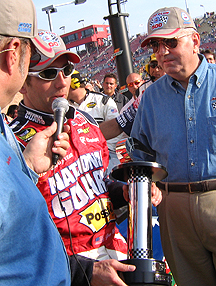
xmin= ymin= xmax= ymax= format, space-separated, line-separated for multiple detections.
xmin=149 ymin=11 xmax=170 ymax=31
xmin=18 ymin=23 xmax=32 ymax=33
xmin=38 ymin=30 xmax=61 ymax=48
xmin=181 ymin=12 xmax=191 ymax=24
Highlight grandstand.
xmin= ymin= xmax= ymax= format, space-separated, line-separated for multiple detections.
xmin=2 ymin=11 xmax=216 ymax=115
xmin=68 ymin=31 xmax=151 ymax=82
xmin=195 ymin=12 xmax=216 ymax=51
xmin=63 ymin=11 xmax=216 ymax=83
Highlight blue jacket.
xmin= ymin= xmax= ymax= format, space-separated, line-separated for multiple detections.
xmin=0 ymin=113 xmax=70 ymax=285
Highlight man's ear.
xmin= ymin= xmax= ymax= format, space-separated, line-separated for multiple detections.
xmin=192 ymin=32 xmax=200 ymax=54
xmin=19 ymin=83 xmax=27 ymax=95
xmin=5 ymin=38 xmax=21 ymax=75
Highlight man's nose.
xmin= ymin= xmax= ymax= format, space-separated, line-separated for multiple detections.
xmin=55 ymin=71 xmax=68 ymax=87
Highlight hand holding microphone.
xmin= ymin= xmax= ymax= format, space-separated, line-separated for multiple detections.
xmin=52 ymin=97 xmax=69 ymax=165
xmin=23 ymin=120 xmax=70 ymax=174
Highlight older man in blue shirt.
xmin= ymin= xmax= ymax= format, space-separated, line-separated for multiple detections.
xmin=131 ymin=6 xmax=216 ymax=286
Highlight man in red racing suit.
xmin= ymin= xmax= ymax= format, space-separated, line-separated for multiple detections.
xmin=9 ymin=29 xmax=127 ymax=262
xmin=10 ymin=101 xmax=127 ymax=260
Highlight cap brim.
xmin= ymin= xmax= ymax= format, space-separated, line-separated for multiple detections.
xmin=31 ymin=35 xmax=55 ymax=58
xmin=30 ymin=50 xmax=80 ymax=71
xmin=141 ymin=28 xmax=182 ymax=47
xmin=58 ymin=50 xmax=80 ymax=64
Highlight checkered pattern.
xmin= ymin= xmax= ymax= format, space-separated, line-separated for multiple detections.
xmin=129 ymin=248 xmax=152 ymax=259
xmin=212 ymin=102 xmax=216 ymax=110
xmin=149 ymin=15 xmax=168 ymax=30
xmin=128 ymin=166 xmax=152 ymax=183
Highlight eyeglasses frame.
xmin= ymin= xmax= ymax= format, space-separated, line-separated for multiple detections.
xmin=147 ymin=32 xmax=195 ymax=54
xmin=28 ymin=63 xmax=75 ymax=81
xmin=127 ymin=80 xmax=141 ymax=87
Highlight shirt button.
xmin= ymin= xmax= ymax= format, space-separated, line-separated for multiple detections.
xmin=188 ymin=95 xmax=191 ymax=99
xmin=189 ymin=117 xmax=193 ymax=121
xmin=190 ymin=139 xmax=194 ymax=143
xmin=191 ymin=162 xmax=195 ymax=166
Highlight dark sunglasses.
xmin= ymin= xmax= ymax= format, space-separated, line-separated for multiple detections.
xmin=127 ymin=80 xmax=141 ymax=87
xmin=28 ymin=63 xmax=75 ymax=81
xmin=149 ymin=62 xmax=162 ymax=69
xmin=147 ymin=33 xmax=194 ymax=53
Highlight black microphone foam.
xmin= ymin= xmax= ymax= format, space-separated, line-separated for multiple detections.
xmin=52 ymin=97 xmax=69 ymax=165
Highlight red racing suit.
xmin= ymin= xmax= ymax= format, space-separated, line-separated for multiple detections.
xmin=9 ymin=102 xmax=127 ymax=258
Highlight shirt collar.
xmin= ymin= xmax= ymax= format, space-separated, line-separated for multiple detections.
xmin=192 ymin=54 xmax=208 ymax=88
xmin=18 ymin=100 xmax=75 ymax=124
xmin=166 ymin=54 xmax=207 ymax=92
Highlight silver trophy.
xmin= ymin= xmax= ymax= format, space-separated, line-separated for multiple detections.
xmin=111 ymin=138 xmax=171 ymax=286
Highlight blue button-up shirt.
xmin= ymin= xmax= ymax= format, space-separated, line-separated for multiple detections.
xmin=131 ymin=55 xmax=216 ymax=182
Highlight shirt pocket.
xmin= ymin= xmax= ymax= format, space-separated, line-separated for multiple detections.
xmin=208 ymin=116 xmax=216 ymax=154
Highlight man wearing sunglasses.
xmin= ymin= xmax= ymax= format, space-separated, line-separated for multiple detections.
xmin=69 ymin=70 xmax=123 ymax=174
xmin=130 ymin=6 xmax=216 ymax=286
xmin=145 ymin=53 xmax=166 ymax=82
xmin=126 ymin=73 xmax=145 ymax=99
xmin=100 ymin=56 xmax=165 ymax=137
xmin=10 ymin=29 xmax=137 ymax=286
xmin=119 ymin=73 xmax=145 ymax=115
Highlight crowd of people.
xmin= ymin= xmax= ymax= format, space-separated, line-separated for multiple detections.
xmin=2 ymin=1 xmax=216 ymax=286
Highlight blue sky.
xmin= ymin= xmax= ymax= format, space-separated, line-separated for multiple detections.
xmin=34 ymin=0 xmax=216 ymax=38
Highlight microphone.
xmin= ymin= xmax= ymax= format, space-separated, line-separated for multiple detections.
xmin=51 ymin=97 xmax=69 ymax=165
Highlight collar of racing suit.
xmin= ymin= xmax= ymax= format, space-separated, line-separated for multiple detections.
xmin=16 ymin=100 xmax=75 ymax=125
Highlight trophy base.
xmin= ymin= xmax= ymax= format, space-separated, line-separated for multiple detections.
xmin=120 ymin=258 xmax=172 ymax=286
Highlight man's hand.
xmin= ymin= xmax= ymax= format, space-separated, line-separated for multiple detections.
xmin=151 ymin=182 xmax=162 ymax=206
xmin=91 ymin=259 xmax=136 ymax=286
xmin=122 ymin=182 xmax=162 ymax=207
xmin=23 ymin=122 xmax=70 ymax=173
xmin=94 ymin=79 xmax=102 ymax=89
